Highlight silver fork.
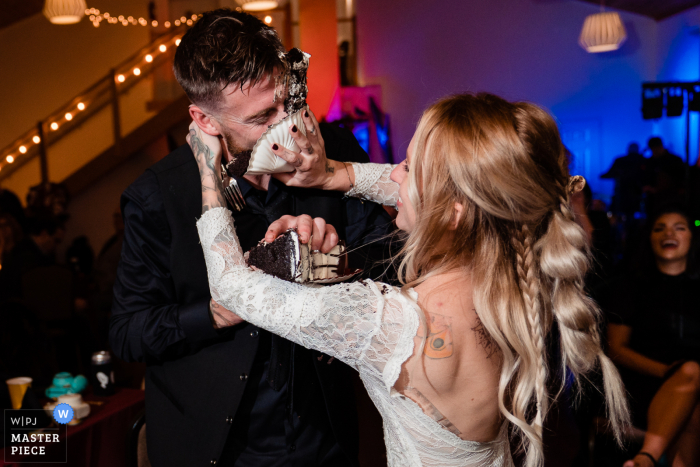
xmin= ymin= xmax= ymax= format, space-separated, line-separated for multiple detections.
xmin=221 ymin=164 xmax=246 ymax=211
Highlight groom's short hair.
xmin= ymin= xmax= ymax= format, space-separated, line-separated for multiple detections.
xmin=174 ymin=9 xmax=286 ymax=113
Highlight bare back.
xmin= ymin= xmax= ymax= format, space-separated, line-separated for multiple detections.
xmin=396 ymin=271 xmax=503 ymax=443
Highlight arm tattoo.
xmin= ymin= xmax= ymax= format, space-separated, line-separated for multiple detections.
xmin=471 ymin=312 xmax=498 ymax=358
xmin=189 ymin=129 xmax=217 ymax=172
xmin=324 ymin=160 xmax=335 ymax=174
xmin=418 ymin=314 xmax=454 ymax=359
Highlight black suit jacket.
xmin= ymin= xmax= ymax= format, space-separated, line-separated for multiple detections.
xmin=110 ymin=125 xmax=395 ymax=466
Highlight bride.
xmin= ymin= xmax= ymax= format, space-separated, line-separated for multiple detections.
xmin=189 ymin=93 xmax=629 ymax=466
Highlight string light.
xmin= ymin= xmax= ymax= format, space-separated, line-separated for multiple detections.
xmin=264 ymin=16 xmax=272 ymax=24
xmin=1 ymin=34 xmax=179 ymax=170
xmin=85 ymin=10 xmax=201 ymax=28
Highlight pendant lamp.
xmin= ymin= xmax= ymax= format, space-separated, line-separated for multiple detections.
xmin=579 ymin=10 xmax=626 ymax=53
xmin=238 ymin=0 xmax=278 ymax=11
xmin=43 ymin=0 xmax=88 ymax=24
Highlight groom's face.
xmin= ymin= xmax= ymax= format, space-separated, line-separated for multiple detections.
xmin=212 ymin=71 xmax=287 ymax=158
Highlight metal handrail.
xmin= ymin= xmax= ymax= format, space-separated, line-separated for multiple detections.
xmin=0 ymin=26 xmax=188 ymax=182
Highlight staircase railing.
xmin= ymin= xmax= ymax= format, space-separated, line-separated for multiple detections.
xmin=0 ymin=26 xmax=188 ymax=183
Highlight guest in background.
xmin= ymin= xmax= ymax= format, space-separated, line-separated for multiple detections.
xmin=571 ymin=183 xmax=613 ymax=295
xmin=643 ymin=137 xmax=685 ymax=214
xmin=606 ymin=206 xmax=700 ymax=467
xmin=65 ymin=235 xmax=96 ymax=314
xmin=0 ymin=214 xmax=63 ymax=300
xmin=601 ymin=142 xmax=646 ymax=218
xmin=0 ymin=188 xmax=26 ymax=234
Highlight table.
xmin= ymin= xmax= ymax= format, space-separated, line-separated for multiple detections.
xmin=3 ymin=387 xmax=145 ymax=466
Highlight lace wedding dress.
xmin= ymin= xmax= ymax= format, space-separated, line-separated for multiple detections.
xmin=196 ymin=163 xmax=513 ymax=466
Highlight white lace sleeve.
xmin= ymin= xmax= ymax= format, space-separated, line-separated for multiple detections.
xmin=345 ymin=163 xmax=399 ymax=208
xmin=196 ymin=207 xmax=419 ymax=389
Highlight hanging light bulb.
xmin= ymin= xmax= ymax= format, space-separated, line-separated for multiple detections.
xmin=579 ymin=11 xmax=627 ymax=53
xmin=43 ymin=0 xmax=88 ymax=24
xmin=238 ymin=0 xmax=278 ymax=11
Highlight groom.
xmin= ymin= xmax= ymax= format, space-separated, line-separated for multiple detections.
xmin=109 ymin=9 xmax=394 ymax=467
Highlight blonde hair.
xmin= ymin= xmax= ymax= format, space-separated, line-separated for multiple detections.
xmin=398 ymin=93 xmax=629 ymax=467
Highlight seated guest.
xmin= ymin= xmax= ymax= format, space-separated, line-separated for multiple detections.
xmin=606 ymin=206 xmax=700 ymax=467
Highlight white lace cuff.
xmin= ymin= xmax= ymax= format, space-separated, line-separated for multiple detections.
xmin=345 ymin=163 xmax=399 ymax=208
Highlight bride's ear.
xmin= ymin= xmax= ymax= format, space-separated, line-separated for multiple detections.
xmin=449 ymin=202 xmax=464 ymax=230
xmin=189 ymin=105 xmax=221 ymax=136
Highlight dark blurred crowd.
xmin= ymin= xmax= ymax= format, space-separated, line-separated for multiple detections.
xmin=0 ymin=182 xmax=134 ymax=394
xmin=563 ymin=136 xmax=700 ymax=466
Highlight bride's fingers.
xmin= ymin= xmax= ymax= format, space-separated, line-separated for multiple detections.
xmin=294 ymin=215 xmax=314 ymax=244
xmin=310 ymin=217 xmax=326 ymax=251
xmin=319 ymin=223 xmax=338 ymax=254
xmin=302 ymin=109 xmax=324 ymax=147
xmin=265 ymin=215 xmax=293 ymax=242
xmin=289 ymin=124 xmax=315 ymax=156
xmin=271 ymin=143 xmax=304 ymax=168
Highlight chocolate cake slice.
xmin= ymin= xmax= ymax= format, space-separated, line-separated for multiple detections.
xmin=224 ymin=150 xmax=252 ymax=178
xmin=247 ymin=229 xmax=347 ymax=283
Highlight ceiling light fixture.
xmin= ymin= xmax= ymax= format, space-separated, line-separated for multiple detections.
xmin=579 ymin=9 xmax=627 ymax=53
xmin=238 ymin=0 xmax=278 ymax=12
xmin=43 ymin=0 xmax=88 ymax=25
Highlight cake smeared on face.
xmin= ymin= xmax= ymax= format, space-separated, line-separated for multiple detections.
xmin=224 ymin=48 xmax=310 ymax=178
xmin=247 ymin=229 xmax=348 ymax=283
xmin=224 ymin=150 xmax=252 ymax=178
xmin=283 ymin=48 xmax=310 ymax=115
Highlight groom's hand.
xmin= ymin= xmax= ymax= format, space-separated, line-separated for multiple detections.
xmin=209 ymin=299 xmax=245 ymax=329
xmin=265 ymin=214 xmax=339 ymax=253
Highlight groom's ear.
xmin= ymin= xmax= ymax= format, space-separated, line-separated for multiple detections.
xmin=189 ymin=105 xmax=221 ymax=136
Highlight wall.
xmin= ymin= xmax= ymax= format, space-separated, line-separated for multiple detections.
xmin=654 ymin=5 xmax=700 ymax=164
xmin=300 ymin=0 xmax=340 ymax=120
xmin=355 ymin=0 xmax=664 ymax=199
